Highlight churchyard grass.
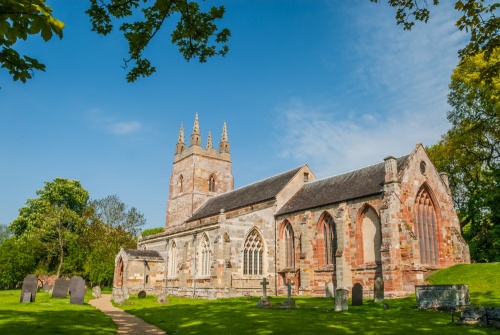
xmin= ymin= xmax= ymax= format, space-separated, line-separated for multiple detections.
xmin=118 ymin=263 xmax=499 ymax=335
xmin=0 ymin=289 xmax=116 ymax=335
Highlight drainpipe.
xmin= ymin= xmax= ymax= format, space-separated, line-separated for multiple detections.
xmin=193 ymin=232 xmax=197 ymax=298
xmin=274 ymin=217 xmax=277 ymax=296
xmin=164 ymin=239 xmax=169 ymax=294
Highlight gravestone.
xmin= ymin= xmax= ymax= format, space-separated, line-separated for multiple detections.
xmin=43 ymin=283 xmax=51 ymax=292
xmin=138 ymin=290 xmax=147 ymax=299
xmin=157 ymin=293 xmax=169 ymax=304
xmin=256 ymin=277 xmax=272 ymax=308
xmin=325 ymin=282 xmax=335 ymax=298
xmin=282 ymin=279 xmax=296 ymax=308
xmin=113 ymin=290 xmax=125 ymax=305
xmin=20 ymin=274 xmax=38 ymax=303
xmin=69 ymin=276 xmax=85 ymax=305
xmin=52 ymin=278 xmax=70 ymax=298
xmin=415 ymin=284 xmax=470 ymax=311
xmin=92 ymin=286 xmax=101 ymax=298
xmin=334 ymin=288 xmax=348 ymax=312
xmin=352 ymin=283 xmax=363 ymax=306
xmin=374 ymin=277 xmax=384 ymax=302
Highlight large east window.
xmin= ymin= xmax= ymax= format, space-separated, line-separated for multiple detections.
xmin=415 ymin=187 xmax=439 ymax=265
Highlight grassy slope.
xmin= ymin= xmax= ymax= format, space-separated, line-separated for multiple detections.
xmin=119 ymin=263 xmax=500 ymax=335
xmin=426 ymin=263 xmax=500 ymax=306
xmin=0 ymin=290 xmax=116 ymax=335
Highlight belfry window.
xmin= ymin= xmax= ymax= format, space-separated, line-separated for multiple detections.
xmin=208 ymin=175 xmax=216 ymax=192
xmin=178 ymin=175 xmax=184 ymax=193
xmin=243 ymin=229 xmax=264 ymax=275
xmin=414 ymin=188 xmax=439 ymax=265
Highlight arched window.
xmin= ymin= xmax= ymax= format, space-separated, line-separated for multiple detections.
xmin=284 ymin=222 xmax=295 ymax=268
xmin=415 ymin=187 xmax=439 ymax=265
xmin=169 ymin=241 xmax=177 ymax=277
xmin=208 ymin=175 xmax=216 ymax=192
xmin=178 ymin=175 xmax=184 ymax=193
xmin=320 ymin=214 xmax=336 ymax=267
xmin=200 ymin=235 xmax=211 ymax=276
xmin=243 ymin=229 xmax=264 ymax=275
xmin=361 ymin=206 xmax=381 ymax=263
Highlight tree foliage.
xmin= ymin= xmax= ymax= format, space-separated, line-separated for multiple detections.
xmin=141 ymin=226 xmax=165 ymax=237
xmin=372 ymin=0 xmax=500 ymax=83
xmin=427 ymin=47 xmax=500 ymax=262
xmin=0 ymin=0 xmax=64 ymax=82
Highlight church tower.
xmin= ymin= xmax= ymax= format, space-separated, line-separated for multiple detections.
xmin=166 ymin=114 xmax=234 ymax=228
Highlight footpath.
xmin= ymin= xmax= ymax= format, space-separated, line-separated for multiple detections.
xmin=89 ymin=294 xmax=166 ymax=335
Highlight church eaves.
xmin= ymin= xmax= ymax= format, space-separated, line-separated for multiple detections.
xmin=187 ymin=166 xmax=304 ymax=222
xmin=276 ymin=155 xmax=409 ymax=216
xmin=122 ymin=248 xmax=163 ymax=260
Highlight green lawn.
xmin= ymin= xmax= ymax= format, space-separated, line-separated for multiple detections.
xmin=0 ymin=290 xmax=116 ymax=335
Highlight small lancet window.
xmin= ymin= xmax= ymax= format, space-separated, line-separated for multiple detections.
xmin=179 ymin=175 xmax=184 ymax=193
xmin=209 ymin=175 xmax=216 ymax=192
xmin=303 ymin=172 xmax=309 ymax=182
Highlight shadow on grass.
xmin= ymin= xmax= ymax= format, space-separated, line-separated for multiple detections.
xmin=470 ymin=291 xmax=499 ymax=307
xmin=120 ymin=295 xmax=498 ymax=335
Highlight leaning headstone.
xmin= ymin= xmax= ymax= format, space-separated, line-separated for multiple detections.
xmin=92 ymin=286 xmax=101 ymax=298
xmin=325 ymin=282 xmax=335 ymax=298
xmin=352 ymin=283 xmax=363 ymax=306
xmin=69 ymin=276 xmax=85 ymax=305
xmin=374 ymin=277 xmax=384 ymax=302
xmin=157 ymin=293 xmax=169 ymax=304
xmin=257 ymin=277 xmax=272 ymax=308
xmin=20 ymin=274 xmax=38 ymax=303
xmin=282 ymin=279 xmax=296 ymax=308
xmin=138 ymin=290 xmax=147 ymax=299
xmin=52 ymin=278 xmax=70 ymax=298
xmin=334 ymin=288 xmax=349 ymax=312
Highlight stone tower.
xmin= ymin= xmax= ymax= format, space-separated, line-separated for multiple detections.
xmin=166 ymin=114 xmax=234 ymax=228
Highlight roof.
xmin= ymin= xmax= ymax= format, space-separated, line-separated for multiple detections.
xmin=187 ymin=166 xmax=304 ymax=222
xmin=123 ymin=248 xmax=163 ymax=259
xmin=276 ymin=155 xmax=409 ymax=216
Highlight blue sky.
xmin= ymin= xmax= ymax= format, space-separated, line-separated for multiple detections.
xmin=1 ymin=1 xmax=466 ymax=230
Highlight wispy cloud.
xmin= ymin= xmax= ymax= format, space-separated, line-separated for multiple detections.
xmin=85 ymin=109 xmax=144 ymax=136
xmin=276 ymin=3 xmax=467 ymax=179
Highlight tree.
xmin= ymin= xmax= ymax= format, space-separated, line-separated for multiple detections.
xmin=90 ymin=194 xmax=146 ymax=238
xmin=0 ymin=224 xmax=10 ymax=244
xmin=427 ymin=47 xmax=500 ymax=262
xmin=9 ymin=178 xmax=90 ymax=277
xmin=372 ymin=0 xmax=500 ymax=83
xmin=0 ymin=0 xmax=64 ymax=83
xmin=0 ymin=237 xmax=39 ymax=289
xmin=142 ymin=226 xmax=165 ymax=237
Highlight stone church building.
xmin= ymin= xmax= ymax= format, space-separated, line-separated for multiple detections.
xmin=113 ymin=115 xmax=470 ymax=299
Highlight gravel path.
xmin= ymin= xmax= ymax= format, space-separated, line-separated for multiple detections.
xmin=89 ymin=294 xmax=166 ymax=335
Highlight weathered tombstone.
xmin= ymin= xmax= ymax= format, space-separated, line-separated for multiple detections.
xmin=374 ymin=277 xmax=384 ymax=302
xmin=282 ymin=279 xmax=296 ymax=308
xmin=334 ymin=288 xmax=348 ymax=312
xmin=92 ymin=286 xmax=101 ymax=298
xmin=157 ymin=293 xmax=169 ymax=304
xmin=52 ymin=278 xmax=70 ymax=298
xmin=113 ymin=290 xmax=125 ymax=305
xmin=138 ymin=290 xmax=147 ymax=299
xmin=415 ymin=284 xmax=470 ymax=310
xmin=69 ymin=276 xmax=86 ymax=305
xmin=325 ymin=282 xmax=335 ymax=298
xmin=43 ymin=283 xmax=51 ymax=292
xmin=352 ymin=283 xmax=363 ymax=306
xmin=20 ymin=274 xmax=38 ymax=303
xmin=256 ymin=277 xmax=272 ymax=308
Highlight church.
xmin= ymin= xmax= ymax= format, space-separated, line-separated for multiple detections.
xmin=113 ymin=114 xmax=470 ymax=300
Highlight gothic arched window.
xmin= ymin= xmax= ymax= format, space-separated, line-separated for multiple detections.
xmin=169 ymin=241 xmax=177 ymax=277
xmin=320 ymin=214 xmax=336 ymax=267
xmin=200 ymin=235 xmax=211 ymax=276
xmin=284 ymin=222 xmax=295 ymax=268
xmin=361 ymin=206 xmax=382 ymax=263
xmin=178 ymin=175 xmax=184 ymax=193
xmin=243 ymin=229 xmax=264 ymax=275
xmin=208 ymin=175 xmax=216 ymax=192
xmin=415 ymin=187 xmax=439 ymax=265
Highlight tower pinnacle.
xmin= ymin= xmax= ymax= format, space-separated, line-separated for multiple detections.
xmin=206 ymin=131 xmax=213 ymax=150
xmin=175 ymin=123 xmax=186 ymax=155
xmin=219 ymin=122 xmax=230 ymax=154
xmin=190 ymin=113 xmax=201 ymax=147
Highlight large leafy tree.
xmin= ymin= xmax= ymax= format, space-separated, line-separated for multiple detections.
xmin=427 ymin=47 xmax=500 ymax=262
xmin=9 ymin=178 xmax=90 ymax=277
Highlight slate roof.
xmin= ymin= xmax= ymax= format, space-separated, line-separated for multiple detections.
xmin=276 ymin=155 xmax=409 ymax=216
xmin=187 ymin=166 xmax=304 ymax=222
xmin=123 ymin=248 xmax=163 ymax=259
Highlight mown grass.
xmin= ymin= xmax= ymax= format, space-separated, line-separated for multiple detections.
xmin=0 ymin=290 xmax=116 ymax=335
xmin=118 ymin=263 xmax=500 ymax=335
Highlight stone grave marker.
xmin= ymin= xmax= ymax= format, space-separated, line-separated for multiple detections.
xmin=257 ymin=277 xmax=272 ymax=308
xmin=157 ymin=293 xmax=169 ymax=304
xmin=20 ymin=274 xmax=38 ymax=303
xmin=374 ymin=277 xmax=384 ymax=302
xmin=334 ymin=288 xmax=348 ymax=312
xmin=70 ymin=276 xmax=86 ymax=305
xmin=138 ymin=290 xmax=147 ymax=299
xmin=52 ymin=278 xmax=70 ymax=298
xmin=325 ymin=282 xmax=334 ymax=298
xmin=352 ymin=283 xmax=363 ymax=306
xmin=282 ymin=279 xmax=296 ymax=308
xmin=92 ymin=286 xmax=101 ymax=298
xmin=43 ymin=283 xmax=51 ymax=292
